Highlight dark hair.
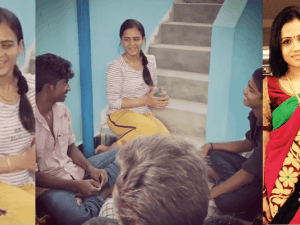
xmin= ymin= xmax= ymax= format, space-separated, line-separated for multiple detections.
xmin=0 ymin=8 xmax=34 ymax=133
xmin=114 ymin=135 xmax=209 ymax=225
xmin=269 ymin=6 xmax=300 ymax=78
xmin=36 ymin=53 xmax=74 ymax=94
xmin=252 ymin=68 xmax=263 ymax=94
xmin=119 ymin=19 xmax=153 ymax=86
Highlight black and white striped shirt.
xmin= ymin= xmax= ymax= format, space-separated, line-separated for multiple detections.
xmin=0 ymin=73 xmax=35 ymax=186
xmin=106 ymin=54 xmax=158 ymax=115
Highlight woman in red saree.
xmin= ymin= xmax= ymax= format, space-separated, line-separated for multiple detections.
xmin=263 ymin=6 xmax=300 ymax=224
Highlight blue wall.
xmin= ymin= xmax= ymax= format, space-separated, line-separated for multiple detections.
xmin=36 ymin=0 xmax=174 ymax=145
xmin=206 ymin=0 xmax=262 ymax=142
xmin=0 ymin=0 xmax=35 ymax=66
xmin=36 ymin=0 xmax=83 ymax=143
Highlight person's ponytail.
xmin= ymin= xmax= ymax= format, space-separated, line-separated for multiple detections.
xmin=14 ymin=66 xmax=35 ymax=133
xmin=140 ymin=50 xmax=153 ymax=87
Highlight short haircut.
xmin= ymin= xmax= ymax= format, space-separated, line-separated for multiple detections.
xmin=114 ymin=135 xmax=209 ymax=225
xmin=269 ymin=6 xmax=300 ymax=78
xmin=36 ymin=53 xmax=74 ymax=94
xmin=252 ymin=68 xmax=263 ymax=94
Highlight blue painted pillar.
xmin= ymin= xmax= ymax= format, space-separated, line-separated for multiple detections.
xmin=77 ymin=0 xmax=94 ymax=157
xmin=206 ymin=0 xmax=262 ymax=142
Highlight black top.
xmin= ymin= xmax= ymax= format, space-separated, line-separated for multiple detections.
xmin=242 ymin=111 xmax=262 ymax=186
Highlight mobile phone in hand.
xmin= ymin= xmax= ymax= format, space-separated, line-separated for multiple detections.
xmin=154 ymin=90 xmax=163 ymax=97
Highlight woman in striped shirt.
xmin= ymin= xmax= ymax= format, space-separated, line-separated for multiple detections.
xmin=0 ymin=7 xmax=35 ymax=225
xmin=95 ymin=19 xmax=169 ymax=153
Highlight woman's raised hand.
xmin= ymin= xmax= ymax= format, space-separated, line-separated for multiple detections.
xmin=146 ymin=87 xmax=169 ymax=109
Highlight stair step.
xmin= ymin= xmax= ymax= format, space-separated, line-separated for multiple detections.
xmin=151 ymin=44 xmax=210 ymax=51
xmin=184 ymin=0 xmax=224 ymax=3
xmin=149 ymin=44 xmax=210 ymax=73
xmin=161 ymin=22 xmax=212 ymax=47
xmin=173 ymin=3 xmax=222 ymax=24
xmin=151 ymin=98 xmax=207 ymax=138
xmin=157 ymin=69 xmax=208 ymax=103
xmin=176 ymin=135 xmax=205 ymax=150
xmin=157 ymin=68 xmax=208 ymax=81
xmin=100 ymin=123 xmax=205 ymax=150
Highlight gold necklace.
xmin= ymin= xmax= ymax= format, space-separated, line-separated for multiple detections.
xmin=123 ymin=54 xmax=142 ymax=71
xmin=45 ymin=111 xmax=52 ymax=121
xmin=0 ymin=87 xmax=19 ymax=104
xmin=286 ymin=74 xmax=300 ymax=105
xmin=0 ymin=77 xmax=19 ymax=104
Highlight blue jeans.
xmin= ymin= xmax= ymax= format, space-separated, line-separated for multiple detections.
xmin=209 ymin=150 xmax=261 ymax=214
xmin=37 ymin=148 xmax=119 ymax=225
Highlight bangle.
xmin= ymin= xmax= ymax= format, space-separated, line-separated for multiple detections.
xmin=7 ymin=157 xmax=12 ymax=172
xmin=210 ymin=142 xmax=214 ymax=150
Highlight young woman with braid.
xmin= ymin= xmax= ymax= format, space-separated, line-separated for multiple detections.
xmin=0 ymin=7 xmax=35 ymax=224
xmin=95 ymin=19 xmax=169 ymax=153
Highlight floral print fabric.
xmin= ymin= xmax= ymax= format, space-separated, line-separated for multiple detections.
xmin=269 ymin=129 xmax=300 ymax=218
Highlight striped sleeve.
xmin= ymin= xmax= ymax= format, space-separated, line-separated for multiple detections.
xmin=0 ymin=73 xmax=35 ymax=186
xmin=106 ymin=61 xmax=123 ymax=110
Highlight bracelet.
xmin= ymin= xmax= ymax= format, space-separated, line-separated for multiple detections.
xmin=7 ymin=157 xmax=12 ymax=172
xmin=210 ymin=142 xmax=214 ymax=150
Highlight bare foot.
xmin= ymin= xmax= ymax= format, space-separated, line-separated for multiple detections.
xmin=36 ymin=215 xmax=50 ymax=224
xmin=75 ymin=196 xmax=83 ymax=206
xmin=75 ymin=193 xmax=84 ymax=206
xmin=0 ymin=208 xmax=7 ymax=216
xmin=95 ymin=145 xmax=109 ymax=154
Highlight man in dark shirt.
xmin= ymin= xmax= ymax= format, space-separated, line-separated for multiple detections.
xmin=200 ymin=68 xmax=263 ymax=215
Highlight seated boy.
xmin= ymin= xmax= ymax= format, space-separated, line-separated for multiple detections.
xmin=35 ymin=53 xmax=119 ymax=225
xmin=200 ymin=68 xmax=263 ymax=216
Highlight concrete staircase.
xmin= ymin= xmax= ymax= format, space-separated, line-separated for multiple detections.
xmin=148 ymin=0 xmax=224 ymax=148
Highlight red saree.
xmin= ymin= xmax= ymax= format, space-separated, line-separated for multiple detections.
xmin=264 ymin=76 xmax=300 ymax=224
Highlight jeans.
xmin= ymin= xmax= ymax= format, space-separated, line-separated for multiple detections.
xmin=37 ymin=148 xmax=119 ymax=225
xmin=209 ymin=150 xmax=261 ymax=214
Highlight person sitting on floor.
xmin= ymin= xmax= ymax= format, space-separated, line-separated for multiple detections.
xmin=83 ymin=135 xmax=245 ymax=225
xmin=35 ymin=53 xmax=119 ymax=225
xmin=84 ymin=135 xmax=210 ymax=225
xmin=200 ymin=68 xmax=263 ymax=217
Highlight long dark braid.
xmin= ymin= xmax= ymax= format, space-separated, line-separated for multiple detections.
xmin=140 ymin=50 xmax=153 ymax=87
xmin=14 ymin=66 xmax=35 ymax=133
